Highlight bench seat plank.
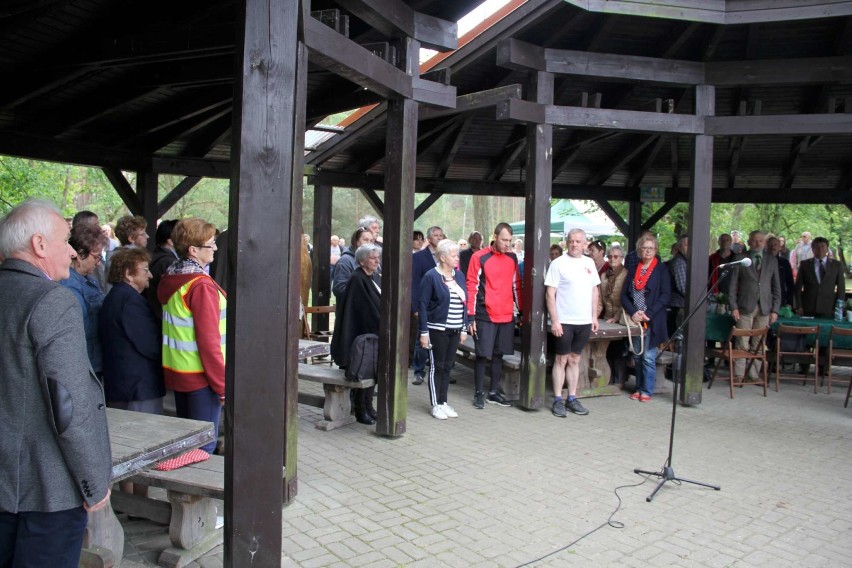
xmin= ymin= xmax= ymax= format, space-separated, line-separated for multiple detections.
xmin=297 ymin=363 xmax=375 ymax=430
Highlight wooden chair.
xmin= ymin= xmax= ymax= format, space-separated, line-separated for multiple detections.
xmin=774 ymin=324 xmax=819 ymax=393
xmin=708 ymin=326 xmax=768 ymax=398
xmin=826 ymin=325 xmax=852 ymax=396
xmin=303 ymin=305 xmax=336 ymax=364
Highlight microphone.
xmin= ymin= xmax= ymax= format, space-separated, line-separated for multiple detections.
xmin=718 ymin=257 xmax=752 ymax=269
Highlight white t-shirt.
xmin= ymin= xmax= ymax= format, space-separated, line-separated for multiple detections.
xmin=544 ymin=254 xmax=600 ymax=324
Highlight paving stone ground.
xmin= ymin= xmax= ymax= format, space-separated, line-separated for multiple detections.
xmin=121 ymin=365 xmax=852 ymax=567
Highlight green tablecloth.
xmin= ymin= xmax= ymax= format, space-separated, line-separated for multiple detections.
xmin=704 ymin=312 xmax=852 ymax=348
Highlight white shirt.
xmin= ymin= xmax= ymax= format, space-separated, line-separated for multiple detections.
xmin=544 ymin=254 xmax=600 ymax=324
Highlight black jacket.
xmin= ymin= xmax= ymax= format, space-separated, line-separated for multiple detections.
xmin=100 ymin=282 xmax=166 ymax=402
xmin=331 ymin=268 xmax=381 ymax=367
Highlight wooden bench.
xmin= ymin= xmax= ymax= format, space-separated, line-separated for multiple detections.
xmin=297 ymin=362 xmax=375 ymax=430
xmin=455 ymin=336 xmax=523 ymax=399
xmin=113 ymin=455 xmax=226 ymax=568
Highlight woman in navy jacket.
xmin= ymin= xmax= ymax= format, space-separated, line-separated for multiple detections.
xmin=620 ymin=235 xmax=671 ymax=402
xmin=99 ymin=248 xmax=165 ymax=414
xmin=418 ymin=239 xmax=468 ymax=420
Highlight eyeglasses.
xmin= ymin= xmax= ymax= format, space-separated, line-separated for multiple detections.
xmin=195 ymin=244 xmax=215 ymax=249
xmin=639 ymin=247 xmax=656 ymax=251
xmin=607 ymin=254 xmax=621 ymax=259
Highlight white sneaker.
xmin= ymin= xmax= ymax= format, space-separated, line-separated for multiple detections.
xmin=441 ymin=403 xmax=458 ymax=418
xmin=431 ymin=405 xmax=448 ymax=420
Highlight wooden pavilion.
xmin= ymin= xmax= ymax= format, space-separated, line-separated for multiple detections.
xmin=1 ymin=0 xmax=852 ymax=565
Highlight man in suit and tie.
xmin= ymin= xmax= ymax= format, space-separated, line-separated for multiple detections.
xmin=0 ymin=199 xmax=112 ymax=567
xmin=795 ymin=236 xmax=846 ymax=318
xmin=728 ymin=230 xmax=781 ymax=380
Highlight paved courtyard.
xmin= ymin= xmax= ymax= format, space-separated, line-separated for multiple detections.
xmin=121 ymin=366 xmax=852 ymax=567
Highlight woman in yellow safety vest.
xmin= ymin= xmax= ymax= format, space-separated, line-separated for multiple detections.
xmin=158 ymin=218 xmax=226 ymax=453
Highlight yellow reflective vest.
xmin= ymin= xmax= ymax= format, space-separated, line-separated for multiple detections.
xmin=162 ymin=276 xmax=226 ymax=373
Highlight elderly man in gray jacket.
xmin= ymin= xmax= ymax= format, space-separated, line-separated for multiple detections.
xmin=0 ymin=200 xmax=112 ymax=567
xmin=728 ymin=230 xmax=781 ymax=380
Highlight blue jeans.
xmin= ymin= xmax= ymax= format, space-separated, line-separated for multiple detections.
xmin=174 ymin=387 xmax=221 ymax=453
xmin=0 ymin=507 xmax=88 ymax=568
xmin=632 ymin=340 xmax=658 ymax=396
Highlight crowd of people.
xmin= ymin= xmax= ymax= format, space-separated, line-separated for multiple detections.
xmin=0 ymin=194 xmax=846 ymax=564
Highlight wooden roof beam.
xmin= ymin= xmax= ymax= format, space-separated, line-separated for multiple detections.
xmin=498 ymin=38 xmax=705 ymax=85
xmin=707 ymin=113 xmax=852 ymax=136
xmin=305 ymin=17 xmax=455 ymax=106
xmin=158 ymin=176 xmax=202 ymax=218
xmin=434 ymin=116 xmax=472 ymax=178
xmin=497 ymin=99 xmax=703 ymax=134
xmin=707 ymin=56 xmax=852 ymax=86
xmin=334 ymin=0 xmax=457 ymax=51
xmin=308 ymin=171 xmax=852 ymax=204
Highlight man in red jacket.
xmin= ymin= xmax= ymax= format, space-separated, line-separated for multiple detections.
xmin=466 ymin=223 xmax=522 ymax=409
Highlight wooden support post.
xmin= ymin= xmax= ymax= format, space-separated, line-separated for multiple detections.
xmin=312 ymin=184 xmax=333 ymax=332
xmin=137 ymin=169 xmax=158 ymax=249
xmin=627 ymin=201 xmax=642 ymax=251
xmin=682 ymin=85 xmax=715 ymax=406
xmin=376 ymin=37 xmax=419 ymax=437
xmin=225 ymin=0 xmax=303 ymax=565
xmin=519 ymin=70 xmax=553 ymax=410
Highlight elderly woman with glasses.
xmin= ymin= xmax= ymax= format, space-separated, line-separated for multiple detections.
xmin=60 ymin=222 xmax=109 ymax=377
xmin=620 ymin=235 xmax=671 ymax=402
xmin=601 ymin=244 xmax=630 ymax=385
xmin=157 ymin=218 xmax=226 ymax=453
xmin=417 ymin=239 xmax=468 ymax=420
xmin=331 ymin=244 xmax=382 ymax=425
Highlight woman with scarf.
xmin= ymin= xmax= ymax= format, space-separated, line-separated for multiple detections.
xmin=158 ymin=218 xmax=226 ymax=453
xmin=331 ymin=244 xmax=382 ymax=425
xmin=417 ymin=239 xmax=468 ymax=420
xmin=620 ymin=235 xmax=671 ymax=402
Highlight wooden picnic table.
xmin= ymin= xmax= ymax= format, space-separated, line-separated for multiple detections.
xmin=298 ymin=338 xmax=331 ymax=359
xmin=81 ymin=409 xmax=215 ymax=568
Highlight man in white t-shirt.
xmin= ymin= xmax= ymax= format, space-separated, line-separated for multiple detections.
xmin=545 ymin=228 xmax=600 ymax=417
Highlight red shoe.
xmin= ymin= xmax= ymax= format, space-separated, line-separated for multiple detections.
xmin=629 ymin=392 xmax=641 ymax=400
xmin=639 ymin=394 xmax=652 ymax=403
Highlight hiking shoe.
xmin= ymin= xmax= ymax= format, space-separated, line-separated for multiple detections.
xmin=441 ymin=403 xmax=458 ymax=418
xmin=413 ymin=373 xmax=424 ymax=385
xmin=473 ymin=391 xmax=485 ymax=409
xmin=431 ymin=405 xmax=448 ymax=420
xmin=487 ymin=392 xmax=512 ymax=407
xmin=552 ymin=399 xmax=567 ymax=418
xmin=565 ymin=398 xmax=589 ymax=415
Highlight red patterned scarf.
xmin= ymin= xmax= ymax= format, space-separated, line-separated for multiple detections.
xmin=633 ymin=256 xmax=658 ymax=291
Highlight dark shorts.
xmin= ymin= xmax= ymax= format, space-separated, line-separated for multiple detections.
xmin=474 ymin=319 xmax=515 ymax=358
xmin=552 ymin=323 xmax=592 ymax=355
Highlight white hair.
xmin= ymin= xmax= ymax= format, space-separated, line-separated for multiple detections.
xmin=358 ymin=216 xmax=380 ymax=230
xmin=0 ymin=199 xmax=63 ymax=258
xmin=435 ymin=239 xmax=459 ymax=261
xmin=355 ymin=243 xmax=381 ymax=264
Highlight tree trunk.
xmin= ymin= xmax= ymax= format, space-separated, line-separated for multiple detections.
xmin=473 ymin=195 xmax=492 ymax=238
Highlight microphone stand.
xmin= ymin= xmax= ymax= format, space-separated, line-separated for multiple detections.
xmin=633 ymin=266 xmax=729 ymax=502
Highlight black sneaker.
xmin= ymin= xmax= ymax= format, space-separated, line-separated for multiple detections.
xmin=413 ymin=373 xmax=424 ymax=385
xmin=565 ymin=398 xmax=589 ymax=415
xmin=552 ymin=399 xmax=567 ymax=417
xmin=473 ymin=391 xmax=485 ymax=409
xmin=486 ymin=392 xmax=512 ymax=407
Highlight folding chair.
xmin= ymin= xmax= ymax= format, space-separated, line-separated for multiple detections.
xmin=709 ymin=326 xmax=768 ymax=398
xmin=774 ymin=324 xmax=819 ymax=393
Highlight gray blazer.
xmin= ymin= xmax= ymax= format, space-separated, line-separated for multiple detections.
xmin=0 ymin=259 xmax=112 ymax=512
xmin=728 ymin=252 xmax=781 ymax=316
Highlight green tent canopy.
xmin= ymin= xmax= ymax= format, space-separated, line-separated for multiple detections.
xmin=509 ymin=201 xmax=620 ymax=237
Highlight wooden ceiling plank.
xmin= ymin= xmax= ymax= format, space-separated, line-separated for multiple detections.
xmin=583 ymin=134 xmax=660 ymax=186
xmin=434 ymin=115 xmax=472 ymax=178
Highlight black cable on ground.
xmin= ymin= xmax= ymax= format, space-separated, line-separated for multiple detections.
xmin=514 ymin=474 xmax=653 ymax=568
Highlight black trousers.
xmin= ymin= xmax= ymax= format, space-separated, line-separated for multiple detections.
xmin=427 ymin=328 xmax=462 ymax=406
xmin=0 ymin=506 xmax=88 ymax=568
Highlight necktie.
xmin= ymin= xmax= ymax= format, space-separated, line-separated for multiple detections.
xmin=819 ymin=260 xmax=826 ymax=282
xmin=754 ymin=254 xmax=761 ymax=276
